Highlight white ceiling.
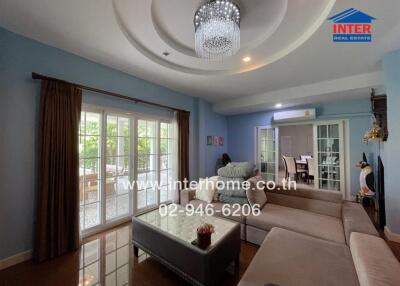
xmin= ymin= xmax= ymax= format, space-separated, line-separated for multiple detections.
xmin=0 ymin=0 xmax=399 ymax=114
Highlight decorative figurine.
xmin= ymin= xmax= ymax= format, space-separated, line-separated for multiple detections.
xmin=356 ymin=154 xmax=375 ymax=200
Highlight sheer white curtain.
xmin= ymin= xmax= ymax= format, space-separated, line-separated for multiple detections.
xmin=170 ymin=112 xmax=179 ymax=203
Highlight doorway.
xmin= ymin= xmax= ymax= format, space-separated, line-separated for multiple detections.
xmin=256 ymin=120 xmax=346 ymax=196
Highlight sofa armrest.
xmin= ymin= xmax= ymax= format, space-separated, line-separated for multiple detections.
xmin=180 ymin=188 xmax=196 ymax=205
xmin=350 ymin=232 xmax=400 ymax=286
xmin=342 ymin=201 xmax=379 ymax=244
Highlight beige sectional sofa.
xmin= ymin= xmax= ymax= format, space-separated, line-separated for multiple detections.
xmin=239 ymin=227 xmax=400 ymax=286
xmin=181 ymin=186 xmax=400 ymax=285
xmin=181 ymin=186 xmax=378 ymax=245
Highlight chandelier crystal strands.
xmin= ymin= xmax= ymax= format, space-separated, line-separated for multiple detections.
xmin=194 ymin=0 xmax=240 ymax=60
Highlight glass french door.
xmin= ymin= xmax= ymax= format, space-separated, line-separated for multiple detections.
xmin=79 ymin=109 xmax=133 ymax=233
xmin=256 ymin=127 xmax=279 ymax=182
xmin=79 ymin=112 xmax=102 ymax=230
xmin=313 ymin=121 xmax=345 ymax=194
xmin=80 ymin=107 xmax=177 ymax=232
xmin=137 ymin=119 xmax=158 ymax=210
xmin=105 ymin=114 xmax=132 ymax=222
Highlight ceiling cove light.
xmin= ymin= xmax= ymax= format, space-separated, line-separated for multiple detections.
xmin=275 ymin=103 xmax=283 ymax=108
xmin=242 ymin=56 xmax=251 ymax=62
xmin=194 ymin=0 xmax=240 ymax=61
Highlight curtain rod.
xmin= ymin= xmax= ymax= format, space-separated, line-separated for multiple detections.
xmin=31 ymin=72 xmax=190 ymax=114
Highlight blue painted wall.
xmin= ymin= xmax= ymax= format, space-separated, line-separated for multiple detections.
xmin=0 ymin=27 xmax=206 ymax=260
xmin=382 ymin=50 xmax=400 ymax=234
xmin=198 ymin=99 xmax=228 ymax=178
xmin=227 ymin=99 xmax=377 ymax=196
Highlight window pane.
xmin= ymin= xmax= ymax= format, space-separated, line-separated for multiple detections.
xmin=85 ymin=180 xmax=100 ymax=204
xmin=106 ymin=176 xmax=117 ymax=196
xmin=137 ymin=191 xmax=146 ymax=209
xmin=137 ymin=173 xmax=146 ymax=190
xmin=85 ymin=113 xmax=100 ymax=135
xmin=117 ymin=195 xmax=129 ymax=217
xmin=106 ymin=137 xmax=117 ymax=157
xmin=107 ymin=116 xmax=117 ymax=136
xmin=146 ymin=121 xmax=156 ymax=137
xmin=85 ymin=158 xmax=100 ymax=180
xmin=106 ymin=196 xmax=116 ymax=221
xmin=160 ymin=170 xmax=168 ymax=186
xmin=137 ymin=137 xmax=148 ymax=154
xmin=138 ymin=120 xmax=146 ymax=137
xmin=147 ymin=189 xmax=156 ymax=206
xmin=118 ymin=117 xmax=129 ymax=137
xmin=85 ymin=203 xmax=100 ymax=229
xmin=116 ymin=156 xmax=129 ymax=176
xmin=160 ymin=139 xmax=168 ymax=154
xmin=160 ymin=186 xmax=168 ymax=203
xmin=116 ymin=176 xmax=130 ymax=195
xmin=85 ymin=136 xmax=100 ymax=158
xmin=160 ymin=155 xmax=168 ymax=170
xmin=160 ymin=123 xmax=169 ymax=138
xmin=148 ymin=138 xmax=156 ymax=154
xmin=137 ymin=155 xmax=149 ymax=172
xmin=329 ymin=124 xmax=339 ymax=138
xmin=106 ymin=157 xmax=117 ymax=178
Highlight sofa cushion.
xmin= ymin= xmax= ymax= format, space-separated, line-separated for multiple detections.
xmin=350 ymin=232 xmax=400 ymax=286
xmin=342 ymin=202 xmax=379 ymax=243
xmin=195 ymin=178 xmax=216 ymax=203
xmin=246 ymin=203 xmax=346 ymax=244
xmin=268 ymin=186 xmax=343 ymax=203
xmin=188 ymin=200 xmax=246 ymax=224
xmin=238 ymin=227 xmax=359 ymax=286
xmin=246 ymin=175 xmax=267 ymax=208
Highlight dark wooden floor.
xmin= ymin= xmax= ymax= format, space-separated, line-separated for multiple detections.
xmin=0 ymin=223 xmax=258 ymax=286
xmin=1 ymin=215 xmax=399 ymax=286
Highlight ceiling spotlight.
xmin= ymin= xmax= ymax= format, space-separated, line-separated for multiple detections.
xmin=275 ymin=103 xmax=283 ymax=108
xmin=242 ymin=57 xmax=251 ymax=63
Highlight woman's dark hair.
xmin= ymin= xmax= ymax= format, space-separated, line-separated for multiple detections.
xmin=222 ymin=153 xmax=231 ymax=166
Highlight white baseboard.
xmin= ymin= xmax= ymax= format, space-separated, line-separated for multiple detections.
xmin=0 ymin=250 xmax=32 ymax=271
xmin=384 ymin=226 xmax=400 ymax=243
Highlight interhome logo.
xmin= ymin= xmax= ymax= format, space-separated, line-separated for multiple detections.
xmin=328 ymin=8 xmax=376 ymax=42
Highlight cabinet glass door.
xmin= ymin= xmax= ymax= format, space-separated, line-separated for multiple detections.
xmin=314 ymin=122 xmax=344 ymax=192
xmin=257 ymin=127 xmax=278 ymax=182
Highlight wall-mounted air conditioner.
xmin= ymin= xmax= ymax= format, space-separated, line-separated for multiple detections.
xmin=273 ymin=109 xmax=316 ymax=123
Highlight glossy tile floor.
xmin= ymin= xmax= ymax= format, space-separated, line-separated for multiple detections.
xmin=0 ymin=223 xmax=258 ymax=286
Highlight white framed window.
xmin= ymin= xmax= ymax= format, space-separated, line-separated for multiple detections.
xmin=79 ymin=105 xmax=177 ymax=233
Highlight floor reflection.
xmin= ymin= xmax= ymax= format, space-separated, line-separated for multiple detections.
xmin=0 ymin=222 xmax=258 ymax=286
xmin=79 ymin=225 xmax=132 ymax=286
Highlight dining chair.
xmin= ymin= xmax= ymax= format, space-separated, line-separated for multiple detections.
xmin=306 ymin=158 xmax=315 ymax=184
xmin=283 ymin=156 xmax=307 ymax=182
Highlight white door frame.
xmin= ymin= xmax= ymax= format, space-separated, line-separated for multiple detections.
xmin=313 ymin=120 xmax=346 ymax=199
xmin=255 ymin=126 xmax=279 ymax=183
xmin=255 ymin=119 xmax=349 ymax=199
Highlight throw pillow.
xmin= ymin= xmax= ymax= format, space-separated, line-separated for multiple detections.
xmin=246 ymin=175 xmax=267 ymax=208
xmin=208 ymin=176 xmax=220 ymax=201
xmin=195 ymin=178 xmax=216 ymax=203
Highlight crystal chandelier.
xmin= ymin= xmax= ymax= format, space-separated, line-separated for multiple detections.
xmin=194 ymin=0 xmax=240 ymax=60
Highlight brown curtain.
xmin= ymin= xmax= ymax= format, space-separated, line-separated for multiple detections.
xmin=177 ymin=111 xmax=190 ymax=197
xmin=34 ymin=80 xmax=82 ymax=262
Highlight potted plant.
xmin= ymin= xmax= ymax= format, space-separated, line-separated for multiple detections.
xmin=197 ymin=223 xmax=215 ymax=249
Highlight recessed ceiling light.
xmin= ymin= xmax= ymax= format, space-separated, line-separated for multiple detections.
xmin=242 ymin=56 xmax=251 ymax=62
xmin=275 ymin=103 xmax=283 ymax=108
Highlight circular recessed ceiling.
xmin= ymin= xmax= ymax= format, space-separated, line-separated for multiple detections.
xmin=112 ymin=0 xmax=336 ymax=75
